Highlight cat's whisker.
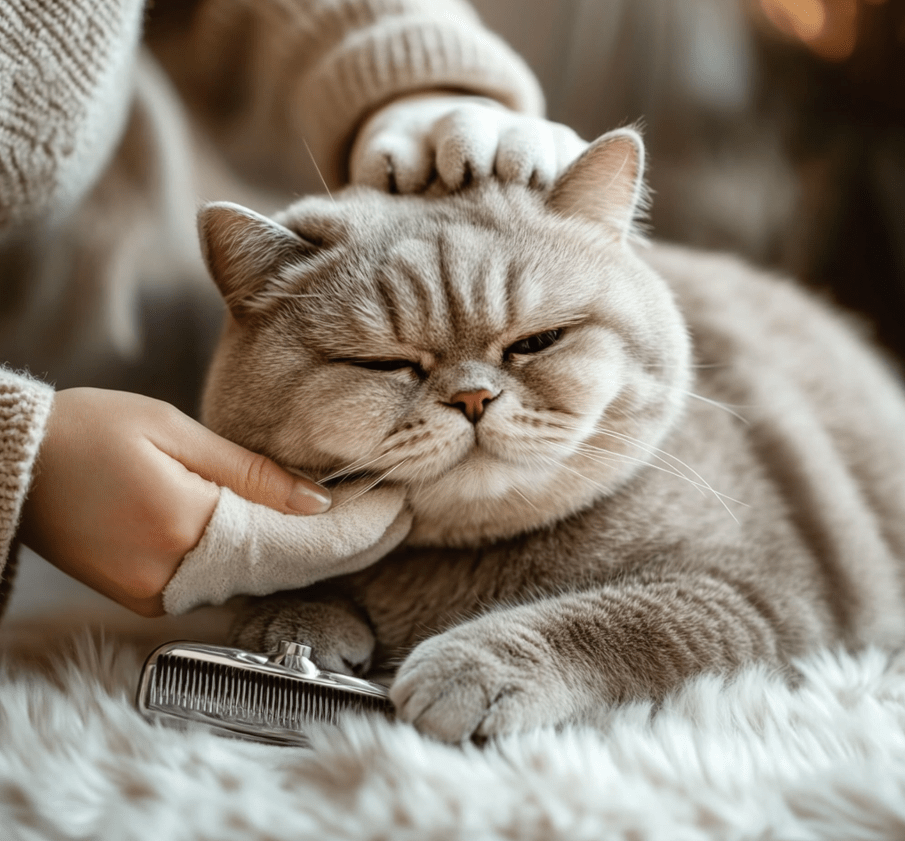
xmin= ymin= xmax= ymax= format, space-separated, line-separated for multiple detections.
xmin=537 ymin=449 xmax=745 ymax=527
xmin=532 ymin=452 xmax=620 ymax=499
xmin=594 ymin=426 xmax=742 ymax=497
xmin=548 ymin=419 xmax=708 ymax=487
xmin=320 ymin=438 xmax=428 ymax=484
xmin=566 ymin=440 xmax=705 ymax=494
xmin=545 ymin=427 xmax=747 ymax=518
xmin=549 ymin=439 xmax=711 ymax=500
xmin=321 ymin=450 xmax=392 ymax=484
xmin=594 ymin=427 xmax=746 ymax=521
xmin=508 ymin=484 xmax=541 ymax=512
xmin=302 ymin=137 xmax=336 ymax=204
xmin=333 ymin=459 xmax=411 ymax=508
xmin=571 ymin=442 xmax=750 ymax=508
xmin=662 ymin=386 xmax=753 ymax=425
xmin=574 ymin=430 xmax=712 ymax=498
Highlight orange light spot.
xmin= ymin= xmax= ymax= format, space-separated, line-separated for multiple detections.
xmin=759 ymin=0 xmax=865 ymax=61
xmin=759 ymin=0 xmax=827 ymax=41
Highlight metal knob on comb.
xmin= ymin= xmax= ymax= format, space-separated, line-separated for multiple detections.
xmin=136 ymin=639 xmax=392 ymax=746
xmin=271 ymin=640 xmax=317 ymax=674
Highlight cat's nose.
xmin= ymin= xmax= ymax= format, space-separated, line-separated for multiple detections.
xmin=446 ymin=389 xmax=498 ymax=424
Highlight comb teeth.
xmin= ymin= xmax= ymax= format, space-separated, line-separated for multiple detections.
xmin=137 ymin=641 xmax=392 ymax=745
xmin=150 ymin=654 xmax=388 ymax=727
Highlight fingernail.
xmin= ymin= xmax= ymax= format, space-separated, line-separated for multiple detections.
xmin=287 ymin=480 xmax=332 ymax=514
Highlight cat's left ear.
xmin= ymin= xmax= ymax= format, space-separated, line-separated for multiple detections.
xmin=547 ymin=128 xmax=647 ymax=242
xmin=197 ymin=201 xmax=316 ymax=318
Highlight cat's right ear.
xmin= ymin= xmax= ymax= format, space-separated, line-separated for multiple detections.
xmin=547 ymin=128 xmax=647 ymax=243
xmin=197 ymin=202 xmax=315 ymax=319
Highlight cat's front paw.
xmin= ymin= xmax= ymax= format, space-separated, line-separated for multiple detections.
xmin=229 ymin=595 xmax=375 ymax=677
xmin=390 ymin=616 xmax=576 ymax=743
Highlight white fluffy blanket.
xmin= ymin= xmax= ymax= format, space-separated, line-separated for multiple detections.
xmin=3 ymin=625 xmax=905 ymax=840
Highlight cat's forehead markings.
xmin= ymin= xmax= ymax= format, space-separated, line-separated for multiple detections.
xmin=436 ymin=231 xmax=468 ymax=330
xmin=377 ymin=233 xmax=504 ymax=340
xmin=372 ymin=208 xmax=597 ymax=353
xmin=380 ymin=238 xmax=440 ymax=339
xmin=436 ymin=227 xmax=518 ymax=334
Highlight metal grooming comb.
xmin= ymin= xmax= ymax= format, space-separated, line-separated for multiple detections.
xmin=136 ymin=639 xmax=391 ymax=746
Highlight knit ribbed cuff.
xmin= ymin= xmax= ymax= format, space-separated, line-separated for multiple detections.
xmin=297 ymin=14 xmax=545 ymax=185
xmin=0 ymin=369 xmax=54 ymax=590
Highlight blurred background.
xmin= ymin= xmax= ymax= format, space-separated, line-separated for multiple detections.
xmin=474 ymin=0 xmax=905 ymax=363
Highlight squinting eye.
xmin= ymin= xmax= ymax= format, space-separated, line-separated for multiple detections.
xmin=353 ymin=359 xmax=412 ymax=371
xmin=340 ymin=358 xmax=423 ymax=375
xmin=505 ymin=328 xmax=563 ymax=358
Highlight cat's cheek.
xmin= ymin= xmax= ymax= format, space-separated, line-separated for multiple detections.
xmin=389 ymin=620 xmax=579 ymax=742
xmin=271 ymin=381 xmax=405 ymax=466
xmin=517 ymin=344 xmax=627 ymax=423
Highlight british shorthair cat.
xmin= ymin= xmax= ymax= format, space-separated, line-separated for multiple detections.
xmin=196 ymin=129 xmax=905 ymax=742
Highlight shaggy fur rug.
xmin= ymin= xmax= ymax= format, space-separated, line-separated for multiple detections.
xmin=2 ymin=627 xmax=905 ymax=840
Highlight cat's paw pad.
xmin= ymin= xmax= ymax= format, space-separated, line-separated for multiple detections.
xmin=229 ymin=597 xmax=375 ymax=676
xmin=390 ymin=621 xmax=569 ymax=742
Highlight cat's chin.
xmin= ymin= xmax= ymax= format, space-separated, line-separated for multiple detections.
xmin=437 ymin=449 xmax=548 ymax=501
xmin=402 ymin=451 xmax=587 ymax=547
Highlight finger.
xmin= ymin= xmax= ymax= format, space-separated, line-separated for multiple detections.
xmin=349 ymin=132 xmax=396 ymax=191
xmin=526 ymin=126 xmax=559 ymax=189
xmin=389 ymin=134 xmax=437 ymax=193
xmin=432 ymin=107 xmax=499 ymax=188
xmin=152 ymin=414 xmax=331 ymax=515
xmin=355 ymin=133 xmax=436 ymax=193
xmin=494 ymin=123 xmax=545 ymax=185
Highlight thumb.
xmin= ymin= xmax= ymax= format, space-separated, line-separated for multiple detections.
xmin=158 ymin=416 xmax=332 ymax=515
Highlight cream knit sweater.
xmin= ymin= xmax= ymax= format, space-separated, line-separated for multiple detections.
xmin=0 ymin=0 xmax=542 ymax=617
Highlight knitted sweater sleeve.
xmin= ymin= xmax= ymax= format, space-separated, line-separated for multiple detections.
xmin=0 ymin=0 xmax=147 ymax=229
xmin=0 ymin=368 xmax=54 ymax=618
xmin=153 ymin=0 xmax=545 ymax=187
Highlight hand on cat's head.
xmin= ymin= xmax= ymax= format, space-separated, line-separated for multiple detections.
xmin=350 ymin=93 xmax=587 ymax=193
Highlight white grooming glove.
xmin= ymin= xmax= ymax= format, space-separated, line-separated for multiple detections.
xmin=162 ymin=482 xmax=411 ymax=615
xmin=350 ymin=94 xmax=587 ymax=193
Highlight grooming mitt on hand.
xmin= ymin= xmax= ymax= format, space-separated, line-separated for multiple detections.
xmin=350 ymin=94 xmax=587 ymax=193
xmin=162 ymin=482 xmax=411 ymax=615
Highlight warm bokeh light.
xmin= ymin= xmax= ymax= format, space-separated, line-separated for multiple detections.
xmin=757 ymin=0 xmax=885 ymax=61
xmin=759 ymin=0 xmax=827 ymax=41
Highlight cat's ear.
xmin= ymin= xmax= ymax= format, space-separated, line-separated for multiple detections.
xmin=197 ymin=201 xmax=315 ymax=318
xmin=547 ymin=128 xmax=647 ymax=242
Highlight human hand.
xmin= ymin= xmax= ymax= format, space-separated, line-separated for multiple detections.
xmin=350 ymin=93 xmax=587 ymax=193
xmin=19 ymin=388 xmax=332 ymax=617
xmin=162 ymin=480 xmax=411 ymax=615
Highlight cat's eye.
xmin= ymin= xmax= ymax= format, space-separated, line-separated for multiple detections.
xmin=504 ymin=329 xmax=563 ymax=358
xmin=337 ymin=358 xmax=424 ymax=376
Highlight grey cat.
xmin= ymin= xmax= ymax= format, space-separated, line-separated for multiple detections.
xmin=197 ymin=129 xmax=905 ymax=743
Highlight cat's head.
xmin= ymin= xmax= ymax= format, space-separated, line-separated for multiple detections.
xmin=199 ymin=129 xmax=691 ymax=546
